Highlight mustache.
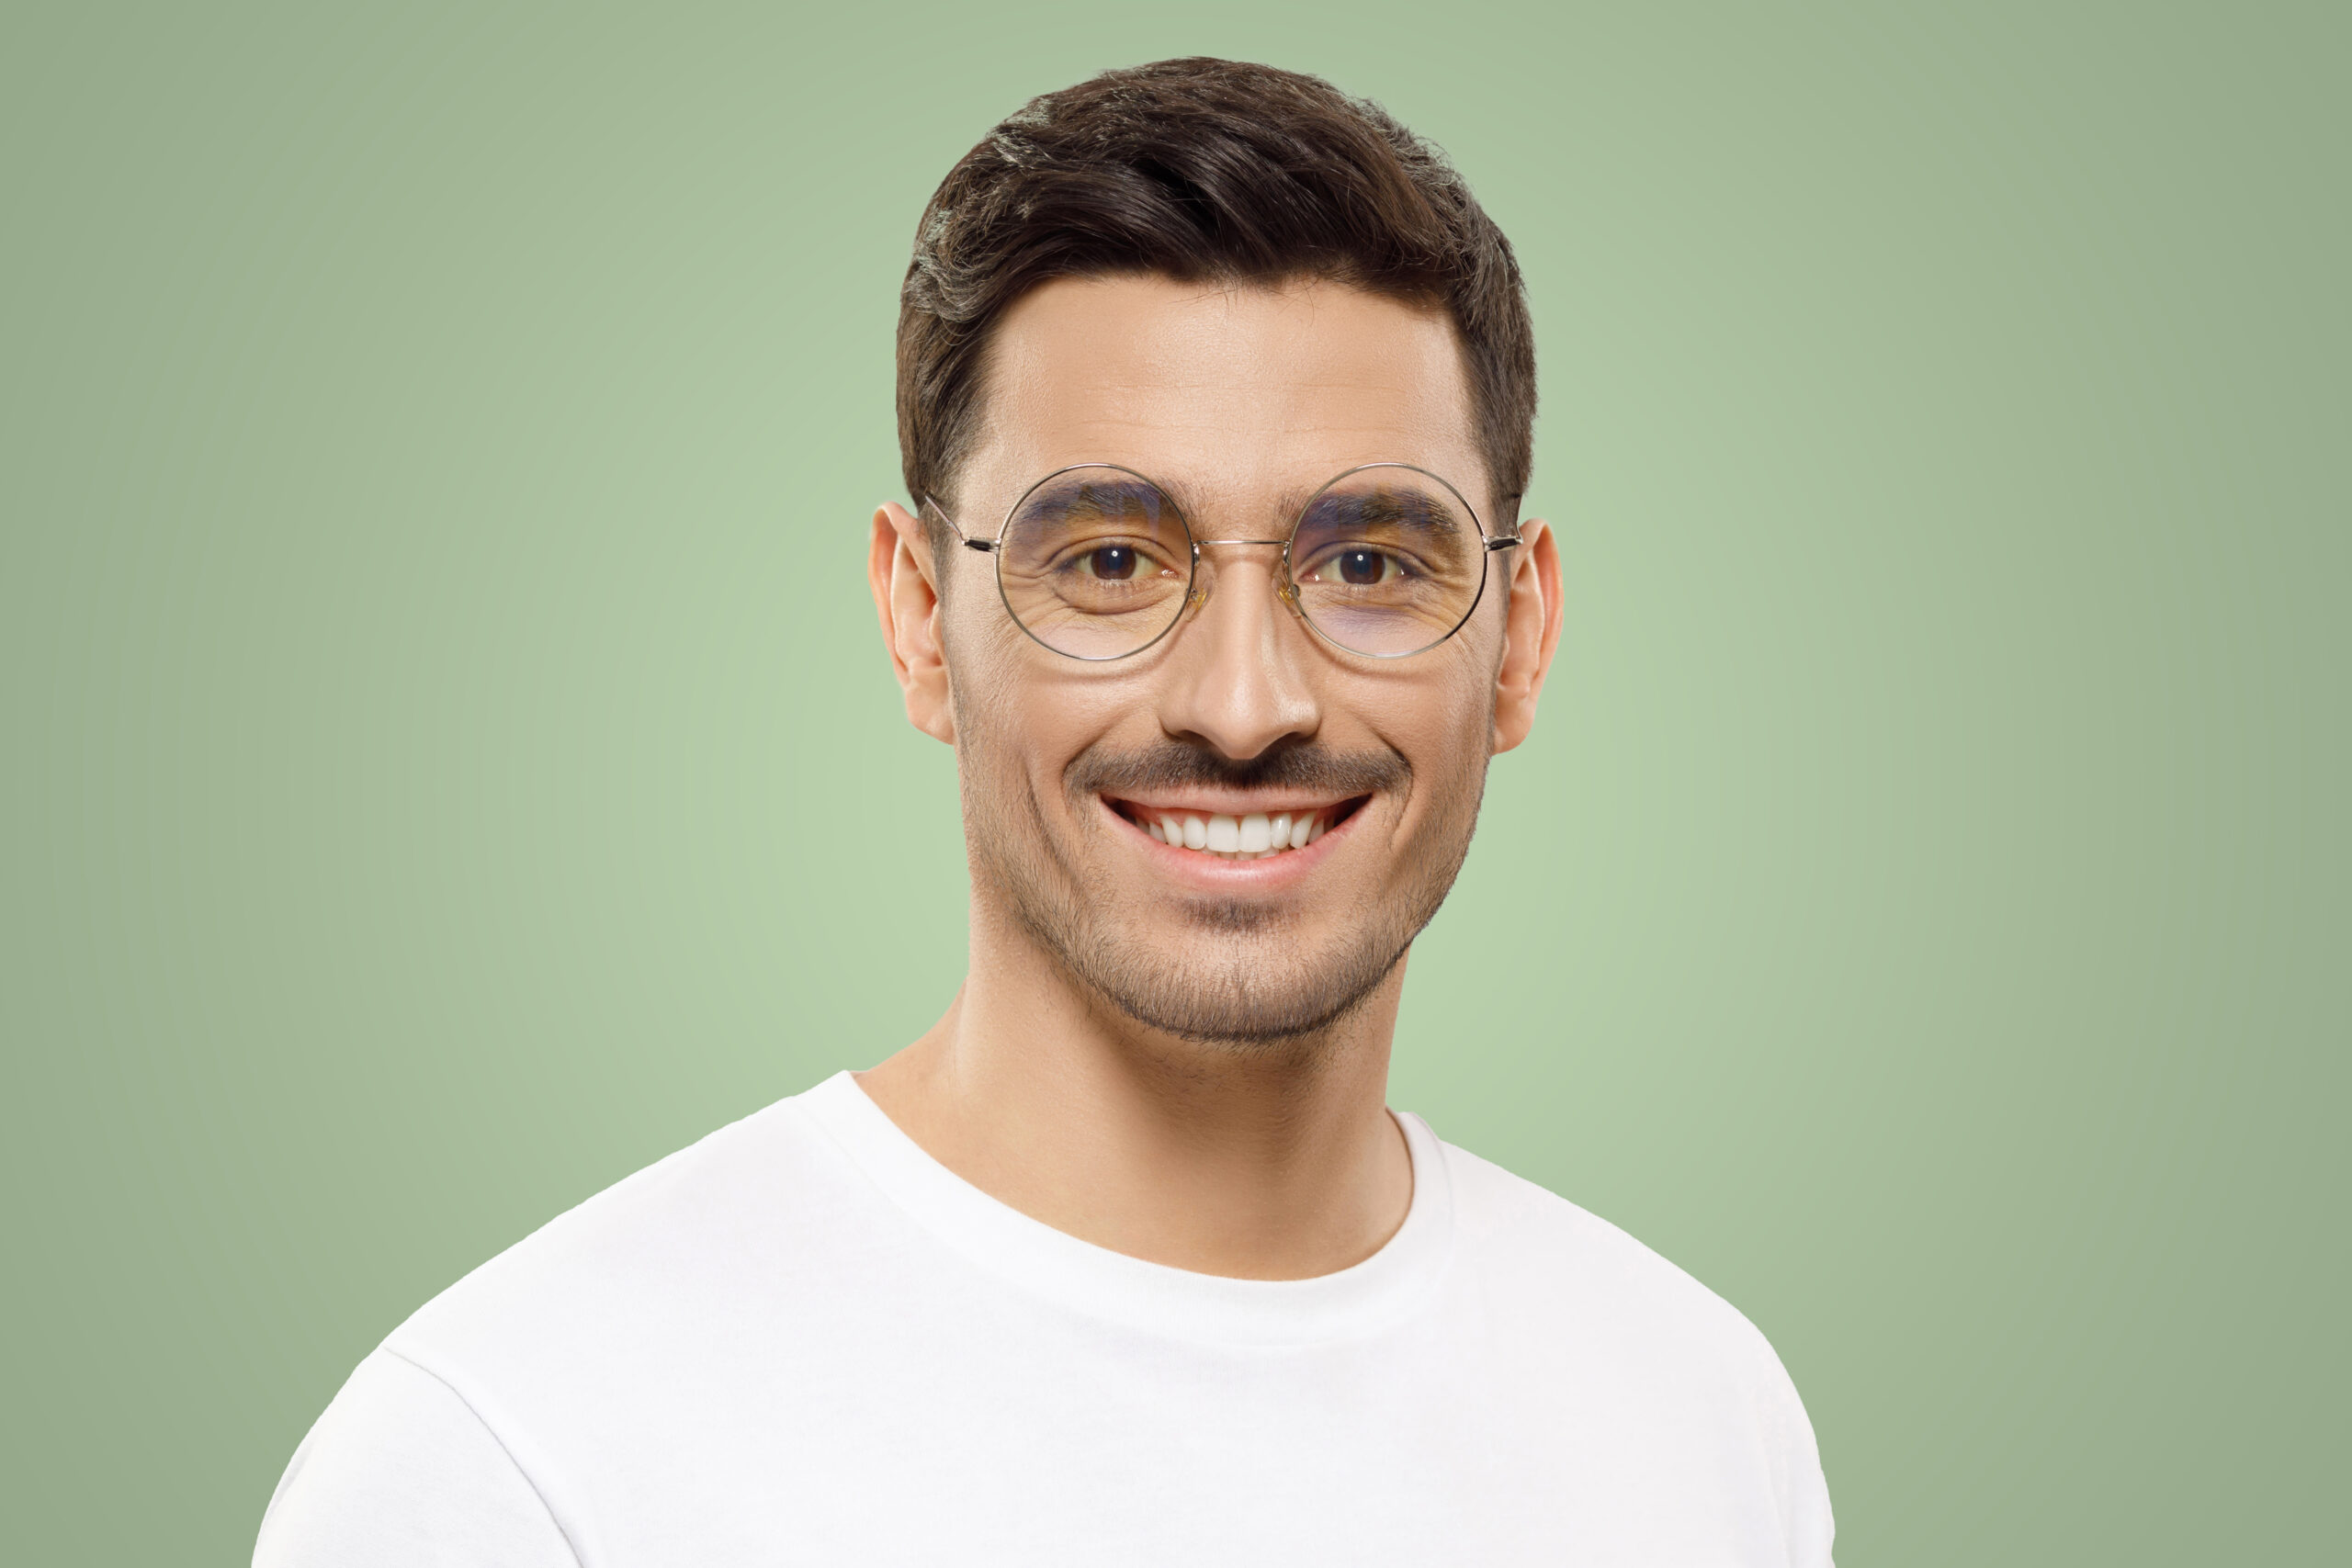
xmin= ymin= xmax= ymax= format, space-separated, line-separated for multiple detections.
xmin=1067 ymin=738 xmax=1409 ymax=800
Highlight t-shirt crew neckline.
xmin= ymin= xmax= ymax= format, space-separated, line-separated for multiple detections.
xmin=794 ymin=1070 xmax=1456 ymax=1348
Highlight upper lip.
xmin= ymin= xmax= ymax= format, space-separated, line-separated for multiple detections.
xmin=1102 ymin=791 xmax=1361 ymax=817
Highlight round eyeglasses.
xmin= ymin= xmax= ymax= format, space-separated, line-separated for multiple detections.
xmin=924 ymin=463 xmax=1521 ymax=661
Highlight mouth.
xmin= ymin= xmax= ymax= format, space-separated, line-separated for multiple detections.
xmin=1102 ymin=795 xmax=1370 ymax=861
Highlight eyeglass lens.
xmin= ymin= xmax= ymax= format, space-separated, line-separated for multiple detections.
xmin=1289 ymin=468 xmax=1486 ymax=657
xmin=993 ymin=464 xmax=1486 ymax=660
xmin=997 ymin=468 xmax=1195 ymax=660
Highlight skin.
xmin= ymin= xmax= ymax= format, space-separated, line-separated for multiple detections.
xmin=863 ymin=275 xmax=1563 ymax=1280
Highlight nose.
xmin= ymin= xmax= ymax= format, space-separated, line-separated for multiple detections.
xmin=1155 ymin=542 xmax=1320 ymax=761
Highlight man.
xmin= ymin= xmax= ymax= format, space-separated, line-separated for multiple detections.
xmin=257 ymin=58 xmax=1833 ymax=1565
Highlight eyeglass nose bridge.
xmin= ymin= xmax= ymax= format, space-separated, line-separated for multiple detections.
xmin=1181 ymin=536 xmax=1306 ymax=615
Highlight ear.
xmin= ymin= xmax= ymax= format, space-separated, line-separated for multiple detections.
xmin=868 ymin=502 xmax=956 ymax=745
xmin=1492 ymin=517 xmax=1563 ymax=754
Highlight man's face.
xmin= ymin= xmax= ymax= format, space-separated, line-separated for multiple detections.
xmin=901 ymin=276 xmax=1550 ymax=1045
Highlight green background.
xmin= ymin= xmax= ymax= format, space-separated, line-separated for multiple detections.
xmin=4 ymin=3 xmax=2344 ymax=1562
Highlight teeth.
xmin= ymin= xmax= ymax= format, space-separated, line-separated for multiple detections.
xmin=1134 ymin=806 xmax=1337 ymax=859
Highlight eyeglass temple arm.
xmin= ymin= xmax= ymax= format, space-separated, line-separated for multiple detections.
xmin=922 ymin=495 xmax=1000 ymax=554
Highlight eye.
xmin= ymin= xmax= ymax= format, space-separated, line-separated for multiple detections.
xmin=1305 ymin=547 xmax=1403 ymax=586
xmin=1082 ymin=544 xmax=1140 ymax=581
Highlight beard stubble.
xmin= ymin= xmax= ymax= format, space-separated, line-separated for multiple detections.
xmin=957 ymin=716 xmax=1490 ymax=1048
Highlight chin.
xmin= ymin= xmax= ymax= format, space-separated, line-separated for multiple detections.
xmin=1066 ymin=919 xmax=1404 ymax=1048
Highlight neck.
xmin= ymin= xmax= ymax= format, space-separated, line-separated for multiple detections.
xmin=857 ymin=904 xmax=1414 ymax=1280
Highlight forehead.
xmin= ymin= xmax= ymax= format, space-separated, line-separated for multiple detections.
xmin=966 ymin=275 xmax=1486 ymax=522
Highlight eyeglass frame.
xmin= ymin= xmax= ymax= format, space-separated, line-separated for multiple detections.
xmin=922 ymin=461 xmax=1523 ymax=662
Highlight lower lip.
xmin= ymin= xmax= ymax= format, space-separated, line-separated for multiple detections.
xmin=1100 ymin=798 xmax=1359 ymax=888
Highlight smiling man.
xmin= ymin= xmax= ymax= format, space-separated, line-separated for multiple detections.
xmin=256 ymin=58 xmax=1833 ymax=1566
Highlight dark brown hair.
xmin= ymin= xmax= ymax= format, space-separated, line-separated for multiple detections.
xmin=897 ymin=57 xmax=1536 ymax=535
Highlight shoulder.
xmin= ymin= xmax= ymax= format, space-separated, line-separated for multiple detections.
xmin=255 ymin=1348 xmax=579 ymax=1566
xmin=380 ymin=1076 xmax=877 ymax=1391
xmin=1430 ymin=1131 xmax=1800 ymax=1395
xmin=260 ymin=1078 xmax=886 ymax=1562
xmin=1426 ymin=1131 xmax=1831 ymax=1554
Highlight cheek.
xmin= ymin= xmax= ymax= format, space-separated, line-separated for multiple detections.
xmin=942 ymin=616 xmax=1023 ymax=777
xmin=946 ymin=624 xmax=1136 ymax=793
xmin=941 ymin=589 xmax=1031 ymax=721
xmin=1371 ymin=639 xmax=1496 ymax=746
xmin=1353 ymin=669 xmax=1495 ymax=829
xmin=1398 ymin=702 xmax=1491 ymax=786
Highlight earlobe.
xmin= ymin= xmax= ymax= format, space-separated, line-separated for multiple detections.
xmin=868 ymin=503 xmax=956 ymax=745
xmin=1491 ymin=518 xmax=1563 ymax=755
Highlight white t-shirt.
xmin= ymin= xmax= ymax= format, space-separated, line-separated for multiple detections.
xmin=256 ymin=1071 xmax=1834 ymax=1565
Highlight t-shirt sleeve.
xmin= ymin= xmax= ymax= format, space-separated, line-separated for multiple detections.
xmin=1757 ymin=1341 xmax=1837 ymax=1568
xmin=254 ymin=1348 xmax=579 ymax=1568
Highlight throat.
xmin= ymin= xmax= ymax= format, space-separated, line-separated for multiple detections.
xmin=854 ymin=982 xmax=1413 ymax=1280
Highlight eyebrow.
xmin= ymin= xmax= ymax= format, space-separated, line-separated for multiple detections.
xmin=1011 ymin=475 xmax=1174 ymax=525
xmin=1295 ymin=485 xmax=1460 ymax=534
xmin=997 ymin=468 xmax=1485 ymax=536
xmin=1006 ymin=473 xmax=1319 ymax=536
